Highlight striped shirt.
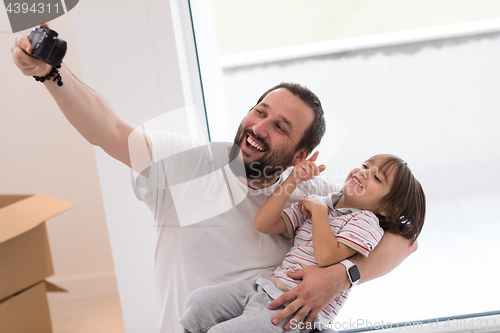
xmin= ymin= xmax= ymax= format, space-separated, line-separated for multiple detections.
xmin=276 ymin=192 xmax=384 ymax=325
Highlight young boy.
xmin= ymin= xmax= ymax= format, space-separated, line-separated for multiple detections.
xmin=180 ymin=152 xmax=425 ymax=332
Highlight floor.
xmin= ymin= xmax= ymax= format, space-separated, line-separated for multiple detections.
xmin=49 ymin=295 xmax=126 ymax=333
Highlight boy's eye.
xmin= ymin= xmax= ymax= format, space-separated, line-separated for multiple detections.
xmin=362 ymin=164 xmax=368 ymax=169
xmin=375 ymin=175 xmax=382 ymax=183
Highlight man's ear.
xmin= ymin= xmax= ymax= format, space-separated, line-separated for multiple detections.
xmin=290 ymin=149 xmax=310 ymax=166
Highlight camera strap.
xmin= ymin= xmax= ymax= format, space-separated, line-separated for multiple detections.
xmin=33 ymin=63 xmax=63 ymax=87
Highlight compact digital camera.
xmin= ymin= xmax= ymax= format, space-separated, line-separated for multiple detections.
xmin=28 ymin=27 xmax=67 ymax=67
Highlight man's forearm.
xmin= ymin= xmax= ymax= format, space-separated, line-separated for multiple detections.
xmin=350 ymin=232 xmax=417 ymax=284
xmin=315 ymin=233 xmax=416 ymax=303
xmin=12 ymin=26 xmax=133 ymax=162
xmin=43 ymin=64 xmax=121 ymax=147
xmin=43 ymin=64 xmax=135 ymax=166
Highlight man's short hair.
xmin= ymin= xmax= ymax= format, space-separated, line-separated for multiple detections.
xmin=255 ymin=82 xmax=326 ymax=155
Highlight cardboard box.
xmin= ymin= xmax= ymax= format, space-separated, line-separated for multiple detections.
xmin=0 ymin=194 xmax=72 ymax=331
xmin=0 ymin=281 xmax=66 ymax=333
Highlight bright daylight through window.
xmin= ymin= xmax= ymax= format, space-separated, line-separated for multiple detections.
xmin=189 ymin=0 xmax=500 ymax=330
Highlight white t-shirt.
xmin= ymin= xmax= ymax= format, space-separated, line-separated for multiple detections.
xmin=131 ymin=130 xmax=340 ymax=333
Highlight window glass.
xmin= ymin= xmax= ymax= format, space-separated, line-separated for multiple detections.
xmin=212 ymin=0 xmax=500 ymax=55
xmin=192 ymin=0 xmax=500 ymax=328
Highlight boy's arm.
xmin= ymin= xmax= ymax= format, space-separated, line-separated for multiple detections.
xmin=254 ymin=176 xmax=298 ymax=234
xmin=302 ymin=198 xmax=356 ymax=267
xmin=254 ymin=151 xmax=325 ymax=234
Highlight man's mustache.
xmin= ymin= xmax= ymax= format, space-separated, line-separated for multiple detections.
xmin=240 ymin=129 xmax=270 ymax=152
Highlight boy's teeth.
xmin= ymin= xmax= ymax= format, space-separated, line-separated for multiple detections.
xmin=247 ymin=137 xmax=265 ymax=151
xmin=353 ymin=177 xmax=364 ymax=188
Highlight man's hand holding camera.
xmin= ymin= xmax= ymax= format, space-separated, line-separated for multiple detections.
xmin=12 ymin=23 xmax=53 ymax=78
xmin=14 ymin=23 xmax=66 ymax=85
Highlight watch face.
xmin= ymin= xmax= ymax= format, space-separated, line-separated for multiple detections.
xmin=348 ymin=265 xmax=361 ymax=282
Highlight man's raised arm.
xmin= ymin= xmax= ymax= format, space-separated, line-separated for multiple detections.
xmin=269 ymin=233 xmax=418 ymax=330
xmin=11 ymin=24 xmax=149 ymax=171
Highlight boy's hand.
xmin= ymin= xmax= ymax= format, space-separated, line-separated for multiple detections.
xmin=11 ymin=23 xmax=52 ymax=77
xmin=289 ymin=151 xmax=326 ymax=185
xmin=298 ymin=196 xmax=328 ymax=218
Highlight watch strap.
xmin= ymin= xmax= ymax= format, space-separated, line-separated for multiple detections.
xmin=340 ymin=259 xmax=360 ymax=287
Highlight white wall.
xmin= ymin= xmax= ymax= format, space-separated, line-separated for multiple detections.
xmin=2 ymin=1 xmax=207 ymax=332
xmin=1 ymin=13 xmax=119 ymax=302
xmin=69 ymin=0 xmax=207 ymax=332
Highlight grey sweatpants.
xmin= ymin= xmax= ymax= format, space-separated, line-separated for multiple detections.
xmin=179 ymin=278 xmax=316 ymax=333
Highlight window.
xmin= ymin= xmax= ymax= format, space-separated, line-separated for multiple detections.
xmin=190 ymin=0 xmax=500 ymax=330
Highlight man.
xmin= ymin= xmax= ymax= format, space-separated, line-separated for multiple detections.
xmin=12 ymin=25 xmax=417 ymax=333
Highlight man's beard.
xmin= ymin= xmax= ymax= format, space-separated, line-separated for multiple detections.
xmin=229 ymin=126 xmax=296 ymax=180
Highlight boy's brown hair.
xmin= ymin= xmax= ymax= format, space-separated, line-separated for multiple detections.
xmin=368 ymin=154 xmax=426 ymax=244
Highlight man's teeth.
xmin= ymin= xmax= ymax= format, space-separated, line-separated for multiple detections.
xmin=353 ymin=177 xmax=364 ymax=188
xmin=247 ymin=137 xmax=265 ymax=151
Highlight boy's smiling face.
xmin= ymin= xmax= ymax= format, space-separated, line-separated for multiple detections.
xmin=340 ymin=157 xmax=396 ymax=215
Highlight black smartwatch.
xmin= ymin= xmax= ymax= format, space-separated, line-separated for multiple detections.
xmin=340 ymin=259 xmax=360 ymax=287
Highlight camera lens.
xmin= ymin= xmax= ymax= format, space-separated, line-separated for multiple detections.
xmin=46 ymin=38 xmax=67 ymax=67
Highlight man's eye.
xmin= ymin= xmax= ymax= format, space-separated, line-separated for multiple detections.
xmin=276 ymin=124 xmax=285 ymax=133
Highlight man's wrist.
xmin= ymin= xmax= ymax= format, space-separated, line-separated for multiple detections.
xmin=340 ymin=259 xmax=361 ymax=287
xmin=326 ymin=263 xmax=351 ymax=291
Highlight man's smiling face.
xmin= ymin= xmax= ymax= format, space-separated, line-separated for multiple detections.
xmin=231 ymin=88 xmax=315 ymax=181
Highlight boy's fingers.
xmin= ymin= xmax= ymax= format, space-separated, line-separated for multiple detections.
xmin=304 ymin=165 xmax=312 ymax=179
xmin=298 ymin=166 xmax=307 ymax=179
xmin=308 ymin=151 xmax=319 ymax=162
xmin=318 ymin=164 xmax=326 ymax=173
xmin=312 ymin=164 xmax=319 ymax=176
xmin=40 ymin=22 xmax=50 ymax=28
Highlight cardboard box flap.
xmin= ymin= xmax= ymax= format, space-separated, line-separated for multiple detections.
xmin=0 ymin=281 xmax=67 ymax=305
xmin=0 ymin=194 xmax=73 ymax=243
xmin=44 ymin=281 xmax=67 ymax=293
xmin=0 ymin=280 xmax=67 ymax=333
xmin=0 ymin=195 xmax=31 ymax=209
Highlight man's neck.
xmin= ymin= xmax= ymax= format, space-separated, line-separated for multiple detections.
xmin=228 ymin=146 xmax=284 ymax=189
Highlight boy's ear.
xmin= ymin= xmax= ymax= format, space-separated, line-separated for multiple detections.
xmin=290 ymin=149 xmax=310 ymax=166
xmin=378 ymin=206 xmax=398 ymax=217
